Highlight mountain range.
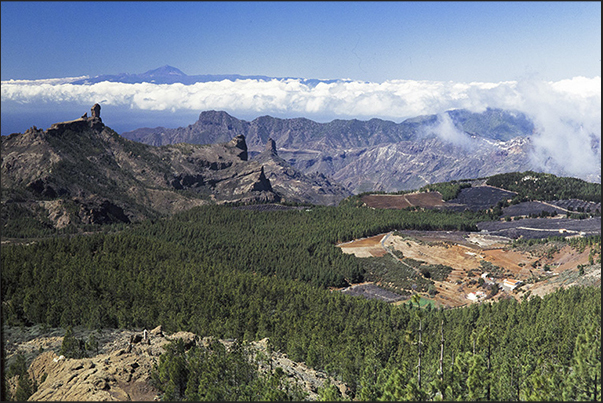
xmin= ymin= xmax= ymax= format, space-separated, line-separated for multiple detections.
xmin=123 ymin=108 xmax=540 ymax=193
xmin=1 ymin=105 xmax=349 ymax=232
xmin=70 ymin=65 xmax=344 ymax=87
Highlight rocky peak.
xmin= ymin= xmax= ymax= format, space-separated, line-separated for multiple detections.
xmin=227 ymin=134 xmax=248 ymax=161
xmin=91 ymin=103 xmax=101 ymax=118
xmin=141 ymin=65 xmax=187 ymax=78
xmin=265 ymin=138 xmax=278 ymax=156
xmin=251 ymin=166 xmax=274 ymax=193
xmin=46 ymin=104 xmax=104 ymax=136
xmin=197 ymin=110 xmax=238 ymax=125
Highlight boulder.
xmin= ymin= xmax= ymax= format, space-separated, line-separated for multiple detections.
xmin=168 ymin=331 xmax=198 ymax=350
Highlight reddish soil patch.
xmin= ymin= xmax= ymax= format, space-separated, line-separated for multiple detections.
xmin=338 ymin=234 xmax=388 ymax=257
xmin=360 ymin=192 xmax=444 ymax=209
xmin=339 ymin=234 xmax=385 ymax=248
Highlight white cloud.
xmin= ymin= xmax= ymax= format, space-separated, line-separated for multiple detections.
xmin=1 ymin=75 xmax=600 ymax=180
xmin=424 ymin=113 xmax=476 ymax=151
xmin=1 ymin=76 xmax=90 ymax=85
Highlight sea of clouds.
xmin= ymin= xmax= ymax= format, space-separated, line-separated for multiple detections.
xmin=1 ymin=75 xmax=600 ymax=180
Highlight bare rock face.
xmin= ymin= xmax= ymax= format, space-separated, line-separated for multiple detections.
xmin=78 ymin=198 xmax=131 ymax=225
xmin=91 ymin=103 xmax=101 ymax=119
xmin=265 ymin=138 xmax=278 ymax=156
xmin=45 ymin=103 xmax=106 ymax=136
xmin=6 ymin=326 xmax=350 ymax=402
xmin=226 ymin=134 xmax=248 ymax=161
xmin=22 ymin=329 xmax=199 ymax=402
xmin=250 ymin=166 xmax=273 ymax=193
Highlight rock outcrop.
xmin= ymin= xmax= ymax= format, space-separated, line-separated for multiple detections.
xmin=250 ymin=166 xmax=273 ymax=193
xmin=4 ymin=325 xmax=350 ymax=401
xmin=91 ymin=103 xmax=101 ymax=119
xmin=3 ymin=107 xmax=324 ymax=234
xmin=252 ymin=141 xmax=351 ymax=206
xmin=265 ymin=137 xmax=278 ymax=156
xmin=226 ymin=134 xmax=248 ymax=161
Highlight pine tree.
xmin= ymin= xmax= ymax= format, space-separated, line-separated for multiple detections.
xmin=467 ymin=353 xmax=488 ymax=400
xmin=565 ymin=320 xmax=601 ymax=401
xmin=318 ymin=379 xmax=345 ymax=401
xmin=379 ymin=368 xmax=408 ymax=401
xmin=60 ymin=326 xmax=88 ymax=359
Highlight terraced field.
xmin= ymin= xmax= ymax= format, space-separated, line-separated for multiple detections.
xmin=549 ymin=199 xmax=601 ymax=213
xmin=445 ymin=186 xmax=516 ymax=211
xmin=501 ymin=201 xmax=567 ymax=217
xmin=361 ymin=186 xmax=515 ymax=212
xmin=476 ymin=216 xmax=601 ymax=239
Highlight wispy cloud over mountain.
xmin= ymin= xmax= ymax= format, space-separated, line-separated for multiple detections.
xmin=1 ymin=72 xmax=600 ymax=181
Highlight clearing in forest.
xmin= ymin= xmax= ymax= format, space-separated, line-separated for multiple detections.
xmin=338 ymin=234 xmax=388 ymax=257
xmin=338 ymin=230 xmax=598 ymax=308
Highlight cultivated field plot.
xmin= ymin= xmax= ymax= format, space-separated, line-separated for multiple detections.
xmin=445 ymin=186 xmax=516 ymax=211
xmin=476 ymin=216 xmax=601 ymax=239
xmin=341 ymin=283 xmax=405 ymax=303
xmin=501 ymin=201 xmax=567 ymax=217
xmin=548 ymin=199 xmax=601 ymax=213
xmin=387 ymin=233 xmax=596 ymax=307
xmin=360 ymin=192 xmax=445 ymax=209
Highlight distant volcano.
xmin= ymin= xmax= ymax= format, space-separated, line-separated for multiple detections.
xmin=70 ymin=65 xmax=343 ymax=86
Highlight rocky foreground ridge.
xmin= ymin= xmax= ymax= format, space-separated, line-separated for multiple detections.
xmin=4 ymin=325 xmax=350 ymax=401
xmin=1 ymin=105 xmax=349 ymax=234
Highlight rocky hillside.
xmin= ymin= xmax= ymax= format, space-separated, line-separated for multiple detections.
xmin=256 ymin=138 xmax=350 ymax=206
xmin=4 ymin=325 xmax=350 ymax=401
xmin=123 ymin=108 xmax=538 ymax=193
xmin=1 ymin=105 xmax=350 ymax=236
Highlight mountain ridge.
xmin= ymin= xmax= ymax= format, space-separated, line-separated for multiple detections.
xmin=122 ymin=108 xmax=541 ymax=193
xmin=1 ymin=105 xmax=350 ymax=235
xmin=69 ymin=65 xmax=344 ymax=86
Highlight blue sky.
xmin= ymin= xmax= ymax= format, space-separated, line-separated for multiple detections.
xmin=1 ymin=1 xmax=600 ymax=82
xmin=1 ymin=1 xmax=600 ymax=181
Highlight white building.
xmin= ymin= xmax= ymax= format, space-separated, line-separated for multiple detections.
xmin=467 ymin=291 xmax=486 ymax=301
xmin=502 ymin=278 xmax=523 ymax=290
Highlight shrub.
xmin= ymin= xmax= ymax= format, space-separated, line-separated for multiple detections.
xmin=60 ymin=326 xmax=88 ymax=359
